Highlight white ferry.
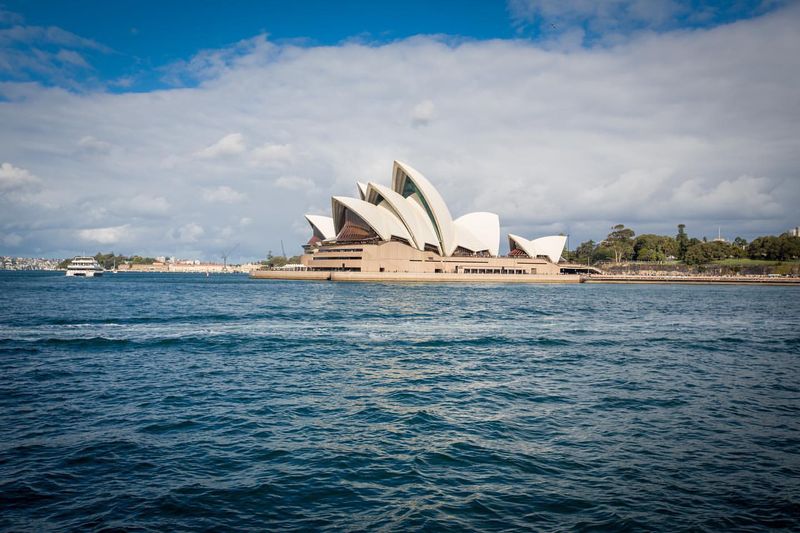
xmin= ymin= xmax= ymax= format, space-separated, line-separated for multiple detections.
xmin=65 ymin=256 xmax=104 ymax=277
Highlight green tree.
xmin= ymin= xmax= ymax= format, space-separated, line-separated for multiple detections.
xmin=748 ymin=234 xmax=800 ymax=260
xmin=592 ymin=246 xmax=615 ymax=262
xmin=574 ymin=239 xmax=597 ymax=263
xmin=637 ymin=248 xmax=661 ymax=262
xmin=684 ymin=243 xmax=710 ymax=265
xmin=603 ymin=224 xmax=635 ymax=263
xmin=93 ymin=251 xmax=131 ymax=269
xmin=685 ymin=240 xmax=746 ymax=265
xmin=633 ymin=234 xmax=678 ymax=261
xmin=781 ymin=235 xmax=800 ymax=259
xmin=676 ymin=224 xmax=689 ymax=260
xmin=264 ymin=254 xmax=303 ymax=268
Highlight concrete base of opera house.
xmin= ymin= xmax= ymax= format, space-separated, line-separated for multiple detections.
xmin=250 ymin=270 xmax=582 ymax=283
xmin=250 ymin=241 xmax=584 ymax=283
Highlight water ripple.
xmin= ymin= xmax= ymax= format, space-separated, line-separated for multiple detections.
xmin=1 ymin=272 xmax=799 ymax=531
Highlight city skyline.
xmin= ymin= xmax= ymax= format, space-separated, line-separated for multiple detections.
xmin=1 ymin=1 xmax=798 ymax=262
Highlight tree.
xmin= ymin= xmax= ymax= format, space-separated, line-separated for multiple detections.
xmin=684 ymin=243 xmax=715 ymax=265
xmin=603 ymin=224 xmax=635 ymax=263
xmin=633 ymin=234 xmax=678 ymax=261
xmin=592 ymin=246 xmax=615 ymax=262
xmin=733 ymin=236 xmax=748 ymax=249
xmin=676 ymin=224 xmax=689 ymax=260
xmin=781 ymin=235 xmax=800 ymax=260
xmin=265 ymin=254 xmax=303 ymax=268
xmin=685 ymin=240 xmax=745 ymax=265
xmin=574 ymin=240 xmax=597 ymax=263
xmin=748 ymin=234 xmax=800 ymax=260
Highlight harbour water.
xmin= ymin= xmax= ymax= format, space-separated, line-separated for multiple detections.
xmin=1 ymin=271 xmax=799 ymax=531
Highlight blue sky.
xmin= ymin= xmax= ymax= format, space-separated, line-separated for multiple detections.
xmin=1 ymin=0 xmax=784 ymax=91
xmin=3 ymin=0 xmax=517 ymax=90
xmin=0 ymin=1 xmax=798 ymax=261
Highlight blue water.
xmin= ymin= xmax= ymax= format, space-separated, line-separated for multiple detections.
xmin=1 ymin=271 xmax=799 ymax=531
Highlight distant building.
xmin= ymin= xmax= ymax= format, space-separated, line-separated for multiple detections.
xmin=119 ymin=261 xmax=257 ymax=273
xmin=790 ymin=227 xmax=800 ymax=237
xmin=0 ymin=257 xmax=61 ymax=270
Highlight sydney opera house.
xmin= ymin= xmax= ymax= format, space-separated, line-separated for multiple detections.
xmin=297 ymin=160 xmax=569 ymax=276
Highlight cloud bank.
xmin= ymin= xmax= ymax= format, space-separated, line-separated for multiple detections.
xmin=0 ymin=5 xmax=798 ymax=260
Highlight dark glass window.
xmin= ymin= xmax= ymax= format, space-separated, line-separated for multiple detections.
xmin=336 ymin=209 xmax=379 ymax=242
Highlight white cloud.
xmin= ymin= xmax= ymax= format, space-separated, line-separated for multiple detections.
xmin=55 ymin=49 xmax=90 ymax=69
xmin=0 ymin=20 xmax=112 ymax=87
xmin=0 ymin=162 xmax=39 ymax=190
xmin=195 ymin=133 xmax=246 ymax=158
xmin=669 ymin=175 xmax=782 ymax=219
xmin=506 ymin=0 xmax=778 ymax=46
xmin=78 ymin=224 xmax=131 ymax=244
xmin=251 ymin=143 xmax=293 ymax=166
xmin=202 ymin=185 xmax=245 ymax=203
xmin=508 ymin=0 xmax=683 ymax=29
xmin=78 ymin=135 xmax=113 ymax=154
xmin=0 ymin=25 xmax=111 ymax=51
xmin=274 ymin=175 xmax=314 ymax=191
xmin=127 ymin=194 xmax=171 ymax=215
xmin=160 ymin=34 xmax=274 ymax=85
xmin=174 ymin=223 xmax=205 ymax=243
xmin=0 ymin=4 xmax=798 ymax=260
xmin=411 ymin=100 xmax=435 ymax=126
xmin=0 ymin=8 xmax=24 ymax=25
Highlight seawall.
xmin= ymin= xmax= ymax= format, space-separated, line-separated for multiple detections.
xmin=250 ymin=270 xmax=800 ymax=285
xmin=250 ymin=271 xmax=581 ymax=283
xmin=582 ymin=275 xmax=800 ymax=286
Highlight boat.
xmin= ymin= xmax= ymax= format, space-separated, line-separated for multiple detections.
xmin=65 ymin=256 xmax=104 ymax=277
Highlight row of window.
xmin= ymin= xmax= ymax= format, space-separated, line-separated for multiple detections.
xmin=460 ymin=268 xmax=534 ymax=275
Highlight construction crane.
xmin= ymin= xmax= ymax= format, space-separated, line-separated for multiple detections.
xmin=220 ymin=242 xmax=239 ymax=272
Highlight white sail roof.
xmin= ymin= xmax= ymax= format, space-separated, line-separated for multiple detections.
xmin=331 ymin=196 xmax=412 ymax=243
xmin=365 ymin=182 xmax=441 ymax=253
xmin=307 ymin=160 xmax=507 ymax=258
xmin=454 ymin=212 xmax=500 ymax=256
xmin=391 ymin=160 xmax=457 ymax=256
xmin=508 ymin=234 xmax=567 ymax=263
xmin=356 ymin=181 xmax=368 ymax=201
xmin=304 ymin=214 xmax=336 ymax=240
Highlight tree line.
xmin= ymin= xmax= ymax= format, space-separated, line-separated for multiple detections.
xmin=57 ymin=253 xmax=157 ymax=270
xmin=263 ymin=251 xmax=303 ymax=268
xmin=565 ymin=225 xmax=800 ymax=265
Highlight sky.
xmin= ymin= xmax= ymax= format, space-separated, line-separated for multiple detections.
xmin=1 ymin=0 xmax=798 ymax=261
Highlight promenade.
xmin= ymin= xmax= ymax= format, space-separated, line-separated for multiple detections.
xmin=251 ymin=270 xmax=800 ymax=285
xmin=582 ymin=274 xmax=800 ymax=286
xmin=250 ymin=270 xmax=581 ymax=283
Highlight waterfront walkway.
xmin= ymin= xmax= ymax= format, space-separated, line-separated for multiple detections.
xmin=582 ymin=274 xmax=800 ymax=286
xmin=251 ymin=270 xmax=800 ymax=285
xmin=250 ymin=271 xmax=580 ymax=283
